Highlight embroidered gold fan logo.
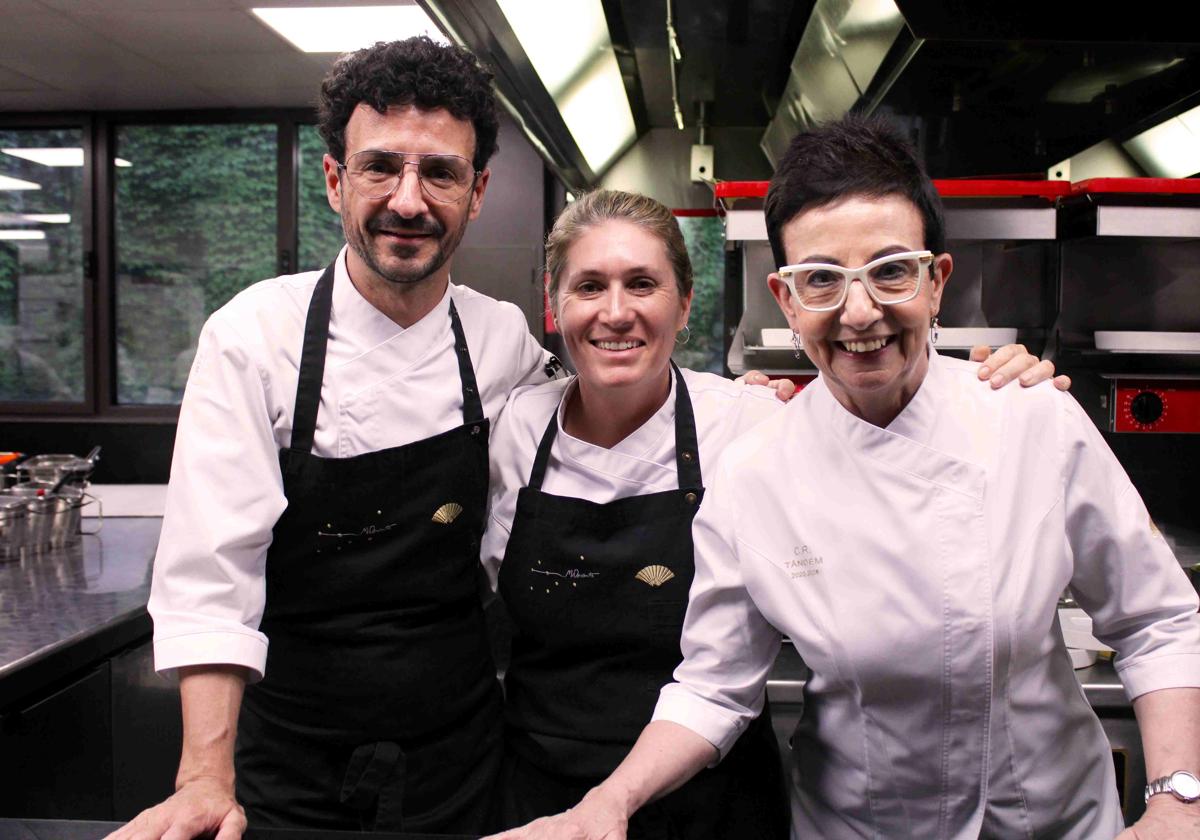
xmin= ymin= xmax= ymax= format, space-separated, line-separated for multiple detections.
xmin=635 ymin=565 xmax=675 ymax=587
xmin=431 ymin=502 xmax=463 ymax=525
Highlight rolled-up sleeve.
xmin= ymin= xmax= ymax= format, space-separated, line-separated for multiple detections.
xmin=653 ymin=452 xmax=782 ymax=759
xmin=1062 ymin=395 xmax=1200 ymax=700
xmin=148 ymin=313 xmax=287 ymax=681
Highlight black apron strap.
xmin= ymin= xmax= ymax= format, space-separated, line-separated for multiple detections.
xmin=291 ymin=271 xmax=481 ymax=453
xmin=526 ymin=405 xmax=560 ymax=491
xmin=671 ymin=361 xmax=702 ymax=490
xmin=448 ymin=299 xmax=485 ymax=425
xmin=527 ymin=364 xmax=702 ymax=493
xmin=289 ymin=262 xmax=337 ymax=455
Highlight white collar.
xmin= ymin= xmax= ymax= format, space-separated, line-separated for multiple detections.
xmin=328 ymin=245 xmax=454 ymax=367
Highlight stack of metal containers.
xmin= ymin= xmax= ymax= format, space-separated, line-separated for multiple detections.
xmin=0 ymin=449 xmax=100 ymax=561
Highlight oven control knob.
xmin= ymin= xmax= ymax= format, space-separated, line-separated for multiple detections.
xmin=1130 ymin=391 xmax=1164 ymax=425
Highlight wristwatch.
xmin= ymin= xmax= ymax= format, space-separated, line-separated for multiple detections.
xmin=1145 ymin=770 xmax=1200 ymax=804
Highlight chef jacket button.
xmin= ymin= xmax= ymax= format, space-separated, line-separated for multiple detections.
xmin=685 ymin=492 xmax=698 ymax=504
xmin=471 ymin=425 xmax=481 ymax=435
xmin=465 ymin=385 xmax=475 ymax=394
xmin=681 ymin=451 xmax=694 ymax=462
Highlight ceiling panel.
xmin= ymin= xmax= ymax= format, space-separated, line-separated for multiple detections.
xmin=0 ymin=0 xmax=408 ymax=111
xmin=69 ymin=10 xmax=294 ymax=56
xmin=167 ymin=52 xmax=331 ymax=90
xmin=0 ymin=64 xmax=50 ymax=92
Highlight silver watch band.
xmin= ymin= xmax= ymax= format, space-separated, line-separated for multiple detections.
xmin=1145 ymin=770 xmax=1200 ymax=804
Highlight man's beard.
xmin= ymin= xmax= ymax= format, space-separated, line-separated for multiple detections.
xmin=344 ymin=210 xmax=469 ymax=286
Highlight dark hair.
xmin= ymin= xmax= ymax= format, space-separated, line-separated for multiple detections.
xmin=318 ymin=37 xmax=500 ymax=171
xmin=764 ymin=114 xmax=944 ymax=268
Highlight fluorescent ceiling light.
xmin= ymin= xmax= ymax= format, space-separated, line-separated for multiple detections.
xmin=23 ymin=213 xmax=71 ymax=224
xmin=0 ymin=213 xmax=69 ymax=225
xmin=252 ymin=6 xmax=444 ymax=53
xmin=0 ymin=148 xmax=129 ymax=168
xmin=1123 ymin=103 xmax=1200 ymax=178
xmin=0 ymin=230 xmax=46 ymax=240
xmin=3 ymin=147 xmax=84 ymax=167
xmin=841 ymin=0 xmax=903 ymax=31
xmin=0 ymin=174 xmax=40 ymax=190
xmin=496 ymin=0 xmax=607 ymax=99
xmin=496 ymin=0 xmax=635 ymax=175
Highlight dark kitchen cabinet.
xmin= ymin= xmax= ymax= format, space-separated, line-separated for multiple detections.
xmin=0 ymin=639 xmax=182 ymax=821
xmin=111 ymin=641 xmax=182 ymax=817
xmin=0 ymin=665 xmax=114 ymax=819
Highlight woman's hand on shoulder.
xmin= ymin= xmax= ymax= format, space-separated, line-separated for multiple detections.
xmin=1115 ymin=797 xmax=1200 ymax=839
xmin=739 ymin=370 xmax=798 ymax=403
xmin=970 ymin=343 xmax=1071 ymax=391
xmin=483 ymin=787 xmax=629 ymax=840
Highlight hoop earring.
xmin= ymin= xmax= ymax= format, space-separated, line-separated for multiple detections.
xmin=930 ymin=315 xmax=940 ymax=345
xmin=676 ymin=324 xmax=691 ymax=345
xmin=792 ymin=330 xmax=804 ymax=359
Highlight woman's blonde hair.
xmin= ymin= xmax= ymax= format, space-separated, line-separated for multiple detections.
xmin=544 ymin=190 xmax=694 ymax=313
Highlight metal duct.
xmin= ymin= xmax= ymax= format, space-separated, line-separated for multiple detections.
xmin=760 ymin=0 xmax=914 ymax=166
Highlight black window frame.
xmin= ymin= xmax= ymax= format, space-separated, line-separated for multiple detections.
xmin=0 ymin=108 xmax=322 ymax=422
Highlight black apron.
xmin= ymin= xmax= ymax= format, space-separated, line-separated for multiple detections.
xmin=497 ymin=365 xmax=789 ymax=839
xmin=236 ymin=264 xmax=502 ymax=833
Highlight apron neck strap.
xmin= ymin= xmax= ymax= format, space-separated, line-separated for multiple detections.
xmin=448 ymin=299 xmax=485 ymax=424
xmin=290 ymin=264 xmax=484 ymax=454
xmin=526 ymin=362 xmax=703 ymax=491
xmin=671 ymin=361 xmax=702 ymax=489
xmin=290 ymin=262 xmax=336 ymax=454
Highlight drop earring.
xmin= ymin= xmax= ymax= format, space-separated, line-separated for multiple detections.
xmin=930 ymin=315 xmax=940 ymax=345
xmin=792 ymin=330 xmax=804 ymax=359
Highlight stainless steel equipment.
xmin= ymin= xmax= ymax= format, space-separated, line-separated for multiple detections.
xmin=0 ymin=498 xmax=28 ymax=562
xmin=19 ymin=448 xmax=99 ymax=487
xmin=0 ymin=449 xmax=101 ymax=555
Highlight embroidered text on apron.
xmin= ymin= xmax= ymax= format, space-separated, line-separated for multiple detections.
xmin=236 ymin=263 xmax=502 ymax=833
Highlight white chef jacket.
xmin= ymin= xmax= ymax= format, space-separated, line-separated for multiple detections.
xmin=654 ymin=349 xmax=1200 ymax=840
xmin=150 ymin=247 xmax=553 ymax=680
xmin=481 ymin=367 xmax=783 ymax=589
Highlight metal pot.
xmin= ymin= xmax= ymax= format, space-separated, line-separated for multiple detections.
xmin=45 ymin=486 xmax=85 ymax=548
xmin=0 ymin=496 xmax=28 ymax=560
xmin=4 ymin=482 xmax=85 ymax=550
xmin=6 ymin=483 xmax=54 ymax=550
xmin=19 ymin=452 xmax=97 ymax=487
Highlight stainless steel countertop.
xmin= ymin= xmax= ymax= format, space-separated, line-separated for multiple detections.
xmin=0 ymin=517 xmax=161 ymax=706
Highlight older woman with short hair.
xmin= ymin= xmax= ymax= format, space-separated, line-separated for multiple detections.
xmin=491 ymin=119 xmax=1200 ymax=840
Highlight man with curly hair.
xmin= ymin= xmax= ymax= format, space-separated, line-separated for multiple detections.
xmin=114 ymin=37 xmax=558 ymax=840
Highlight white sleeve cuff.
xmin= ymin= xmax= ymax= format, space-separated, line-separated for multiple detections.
xmin=1118 ymin=652 xmax=1200 ymax=701
xmin=652 ymin=683 xmax=750 ymax=762
xmin=153 ymin=628 xmax=269 ymax=683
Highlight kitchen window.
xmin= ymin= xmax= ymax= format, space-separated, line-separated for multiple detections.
xmin=673 ymin=213 xmax=726 ymax=375
xmin=0 ymin=127 xmax=87 ymax=405
xmin=0 ymin=113 xmax=326 ymax=418
xmin=114 ymin=123 xmax=279 ymax=405
xmin=297 ymin=124 xmax=346 ymax=273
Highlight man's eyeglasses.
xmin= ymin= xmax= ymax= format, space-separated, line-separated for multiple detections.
xmin=777 ymin=251 xmax=934 ymax=312
xmin=337 ymin=150 xmax=479 ymax=203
